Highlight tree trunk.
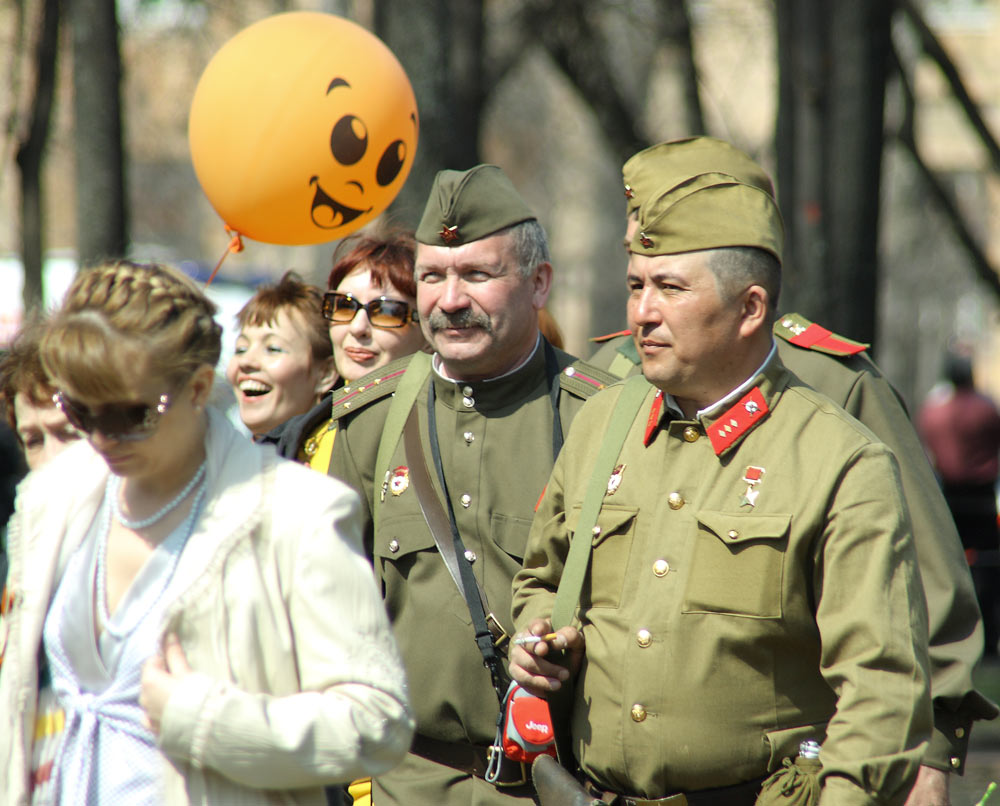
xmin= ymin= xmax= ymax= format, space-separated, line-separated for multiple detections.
xmin=775 ymin=0 xmax=890 ymax=345
xmin=69 ymin=0 xmax=127 ymax=265
xmin=374 ymin=0 xmax=484 ymax=228
xmin=15 ymin=0 xmax=60 ymax=314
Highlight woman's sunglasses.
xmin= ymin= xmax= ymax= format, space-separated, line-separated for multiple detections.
xmin=53 ymin=391 xmax=172 ymax=442
xmin=322 ymin=291 xmax=418 ymax=330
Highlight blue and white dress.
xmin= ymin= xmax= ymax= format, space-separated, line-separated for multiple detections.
xmin=35 ymin=492 xmax=199 ymax=805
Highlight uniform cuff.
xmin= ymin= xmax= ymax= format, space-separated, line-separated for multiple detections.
xmin=923 ymin=707 xmax=972 ymax=773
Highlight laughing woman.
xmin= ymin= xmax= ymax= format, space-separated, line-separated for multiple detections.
xmin=226 ymin=271 xmax=338 ymax=440
xmin=0 ymin=260 xmax=413 ymax=805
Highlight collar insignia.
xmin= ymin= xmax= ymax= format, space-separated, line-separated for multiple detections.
xmin=706 ymin=386 xmax=769 ymax=456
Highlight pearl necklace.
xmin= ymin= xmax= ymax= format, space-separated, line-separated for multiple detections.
xmin=112 ymin=460 xmax=207 ymax=530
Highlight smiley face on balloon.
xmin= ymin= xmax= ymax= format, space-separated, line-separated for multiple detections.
xmin=189 ymin=12 xmax=418 ymax=246
xmin=309 ymin=76 xmax=415 ymax=233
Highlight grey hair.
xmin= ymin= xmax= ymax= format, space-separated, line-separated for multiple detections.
xmin=707 ymin=246 xmax=781 ymax=317
xmin=501 ymin=219 xmax=551 ymax=277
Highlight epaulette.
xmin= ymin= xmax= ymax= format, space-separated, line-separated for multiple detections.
xmin=329 ymin=354 xmax=413 ymax=422
xmin=773 ymin=312 xmax=868 ymax=357
xmin=589 ymin=328 xmax=631 ymax=344
xmin=559 ymin=360 xmax=618 ymax=399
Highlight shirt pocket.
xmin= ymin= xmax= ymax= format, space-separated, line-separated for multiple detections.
xmin=568 ymin=504 xmax=638 ymax=609
xmin=682 ymin=511 xmax=791 ymax=618
xmin=373 ymin=518 xmax=438 ymax=585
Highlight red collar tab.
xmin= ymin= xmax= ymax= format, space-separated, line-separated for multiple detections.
xmin=706 ymin=387 xmax=769 ymax=456
xmin=788 ymin=323 xmax=866 ymax=356
xmin=643 ymin=391 xmax=665 ymax=446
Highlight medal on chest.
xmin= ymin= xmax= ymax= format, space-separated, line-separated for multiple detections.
xmin=740 ymin=465 xmax=765 ymax=508
xmin=381 ymin=465 xmax=410 ymax=501
xmin=607 ymin=464 xmax=626 ymax=496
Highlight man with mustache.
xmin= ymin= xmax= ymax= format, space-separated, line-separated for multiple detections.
xmin=326 ymin=164 xmax=615 ymax=805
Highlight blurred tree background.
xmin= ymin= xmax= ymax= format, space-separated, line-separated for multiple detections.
xmin=2 ymin=0 xmax=999 ymax=412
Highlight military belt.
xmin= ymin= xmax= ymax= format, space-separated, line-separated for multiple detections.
xmin=409 ymin=734 xmax=532 ymax=789
xmin=586 ymin=774 xmax=765 ymax=806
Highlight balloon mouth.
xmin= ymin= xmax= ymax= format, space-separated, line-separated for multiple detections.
xmin=309 ymin=176 xmax=371 ymax=229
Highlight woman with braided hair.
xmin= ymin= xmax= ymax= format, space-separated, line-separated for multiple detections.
xmin=0 ymin=259 xmax=413 ymax=805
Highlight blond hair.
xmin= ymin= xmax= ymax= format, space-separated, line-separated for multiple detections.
xmin=41 ymin=260 xmax=222 ymax=399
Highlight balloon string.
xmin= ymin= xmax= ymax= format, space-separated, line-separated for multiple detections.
xmin=204 ymin=226 xmax=245 ymax=287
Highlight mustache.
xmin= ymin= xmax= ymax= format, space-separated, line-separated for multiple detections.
xmin=427 ymin=310 xmax=493 ymax=333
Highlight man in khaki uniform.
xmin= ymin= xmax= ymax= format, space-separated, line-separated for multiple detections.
xmin=510 ymin=166 xmax=933 ymax=804
xmin=326 ymin=164 xmax=616 ymax=805
xmin=588 ymin=137 xmax=994 ymax=805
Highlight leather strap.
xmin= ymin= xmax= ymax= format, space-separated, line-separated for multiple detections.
xmin=550 ymin=375 xmax=651 ymax=629
xmin=410 ymin=734 xmax=531 ymax=788
xmin=402 ymin=406 xmax=504 ymax=646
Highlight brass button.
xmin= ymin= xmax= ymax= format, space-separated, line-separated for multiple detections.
xmin=636 ymin=629 xmax=652 ymax=648
xmin=955 ymin=727 xmax=966 ymax=739
xmin=462 ymin=385 xmax=474 ymax=397
xmin=564 ymin=367 xmax=576 ymax=377
xmin=388 ymin=539 xmax=399 ymax=553
xmin=462 ymin=396 xmax=475 ymax=408
xmin=630 ymin=704 xmax=647 ymax=722
xmin=727 ymin=530 xmax=739 ymax=540
xmin=464 ymin=549 xmax=477 ymax=563
xmin=460 ymin=493 xmax=472 ymax=508
xmin=653 ymin=559 xmax=670 ymax=577
xmin=667 ymin=492 xmax=684 ymax=510
xmin=683 ymin=426 xmax=699 ymax=443
xmin=464 ymin=431 xmax=475 ymax=444
xmin=592 ymin=525 xmax=602 ymax=537
xmin=950 ymin=756 xmax=961 ymax=769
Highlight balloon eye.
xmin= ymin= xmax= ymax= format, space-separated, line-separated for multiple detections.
xmin=331 ymin=115 xmax=368 ymax=165
xmin=376 ymin=140 xmax=406 ymax=187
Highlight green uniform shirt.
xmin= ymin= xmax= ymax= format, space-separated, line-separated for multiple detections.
xmin=588 ymin=318 xmax=994 ymax=770
xmin=327 ymin=341 xmax=615 ymax=804
xmin=513 ymin=354 xmax=932 ymax=802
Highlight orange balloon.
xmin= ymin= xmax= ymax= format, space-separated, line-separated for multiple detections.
xmin=189 ymin=12 xmax=419 ymax=246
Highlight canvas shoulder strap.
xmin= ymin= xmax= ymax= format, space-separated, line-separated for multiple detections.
xmin=550 ymin=375 xmax=650 ymax=630
xmin=373 ymin=351 xmax=432 ymax=534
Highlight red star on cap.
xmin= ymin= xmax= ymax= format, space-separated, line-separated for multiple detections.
xmin=439 ymin=225 xmax=459 ymax=244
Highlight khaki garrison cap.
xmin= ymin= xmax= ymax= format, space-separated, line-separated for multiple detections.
xmin=416 ymin=164 xmax=536 ymax=247
xmin=630 ymin=171 xmax=784 ymax=263
xmin=622 ymin=136 xmax=775 ymax=216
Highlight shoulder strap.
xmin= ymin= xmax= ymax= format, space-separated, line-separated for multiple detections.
xmin=773 ymin=312 xmax=868 ymax=357
xmin=373 ymin=352 xmax=432 ymax=534
xmin=550 ymin=375 xmax=651 ymax=630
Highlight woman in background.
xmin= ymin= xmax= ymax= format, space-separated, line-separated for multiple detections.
xmin=0 ymin=318 xmax=81 ymax=471
xmin=0 ymin=259 xmax=413 ymax=805
xmin=264 ymin=229 xmax=427 ymax=471
xmin=226 ymin=271 xmax=338 ymax=439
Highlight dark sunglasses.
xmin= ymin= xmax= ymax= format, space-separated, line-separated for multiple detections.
xmin=322 ymin=291 xmax=418 ymax=330
xmin=53 ymin=391 xmax=172 ymax=442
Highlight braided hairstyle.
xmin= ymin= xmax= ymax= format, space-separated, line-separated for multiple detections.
xmin=41 ymin=260 xmax=222 ymax=399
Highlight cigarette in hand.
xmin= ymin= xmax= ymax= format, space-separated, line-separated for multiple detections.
xmin=513 ymin=632 xmax=560 ymax=646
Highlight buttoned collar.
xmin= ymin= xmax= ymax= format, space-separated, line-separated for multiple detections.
xmin=644 ymin=342 xmax=791 ymax=456
xmin=431 ymin=334 xmax=547 ymax=412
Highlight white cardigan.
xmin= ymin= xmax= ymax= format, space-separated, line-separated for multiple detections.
xmin=0 ymin=408 xmax=414 ymax=805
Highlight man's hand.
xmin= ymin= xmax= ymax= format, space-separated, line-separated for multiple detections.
xmin=139 ymin=633 xmax=192 ymax=734
xmin=508 ymin=618 xmax=584 ymax=697
xmin=903 ymin=765 xmax=949 ymax=806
